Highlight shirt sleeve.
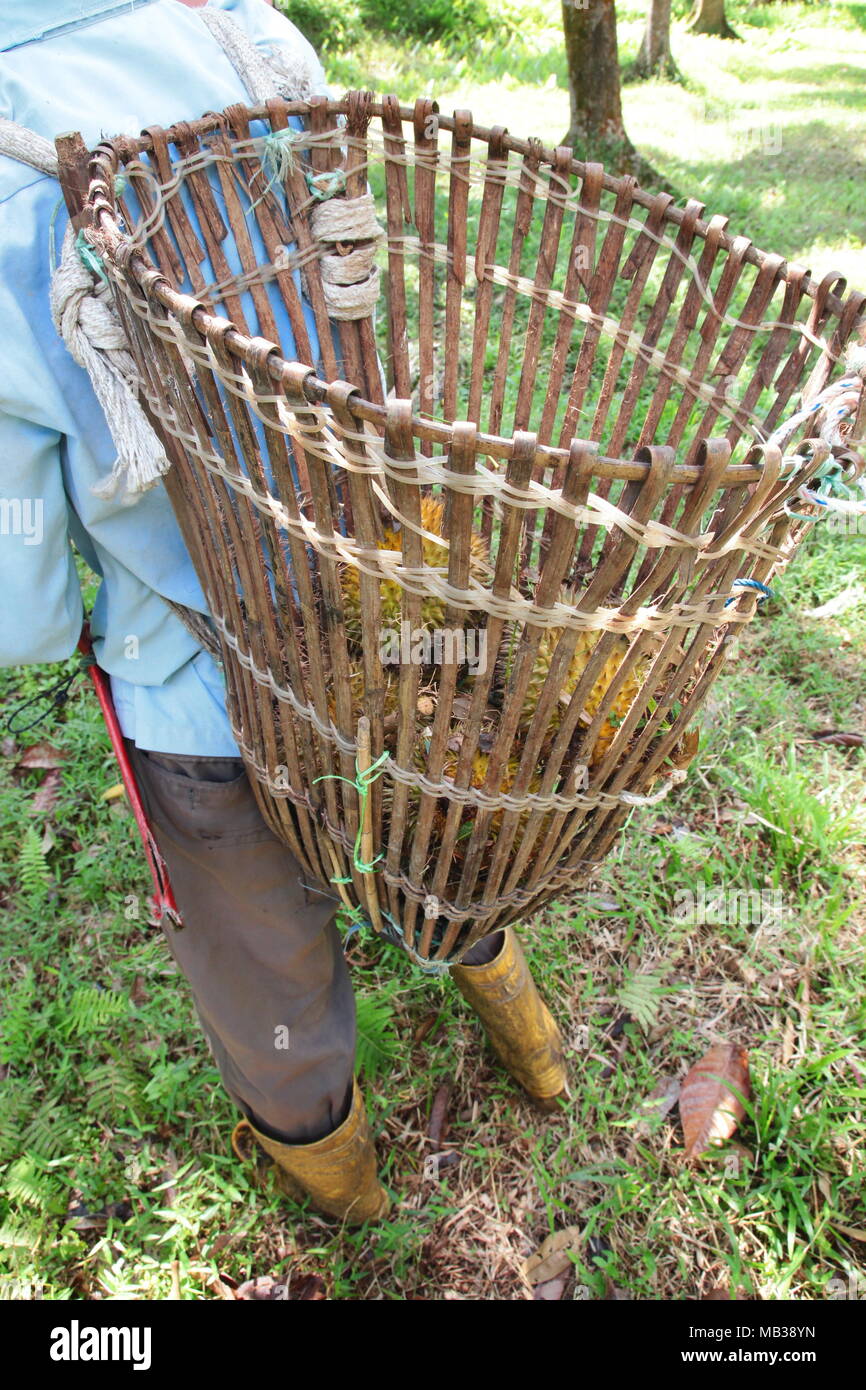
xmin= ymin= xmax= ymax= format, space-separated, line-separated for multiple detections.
xmin=0 ymin=183 xmax=83 ymax=667
xmin=0 ymin=409 xmax=84 ymax=666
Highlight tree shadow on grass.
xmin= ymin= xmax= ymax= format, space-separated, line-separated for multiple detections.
xmin=657 ymin=119 xmax=866 ymax=267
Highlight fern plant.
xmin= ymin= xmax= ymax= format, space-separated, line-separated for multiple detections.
xmin=61 ymin=985 xmax=127 ymax=1040
xmin=17 ymin=828 xmax=51 ymax=899
xmin=355 ymin=994 xmax=399 ymax=1081
xmin=617 ymin=967 xmax=671 ymax=1033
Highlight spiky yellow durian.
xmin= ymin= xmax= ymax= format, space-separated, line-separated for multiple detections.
xmin=340 ymin=496 xmax=488 ymax=649
xmin=499 ymin=618 xmax=645 ymax=765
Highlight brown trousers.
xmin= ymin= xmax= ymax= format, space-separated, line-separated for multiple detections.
xmin=130 ymin=744 xmax=500 ymax=1146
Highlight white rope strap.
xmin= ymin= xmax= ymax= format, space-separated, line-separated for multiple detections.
xmin=0 ymin=116 xmax=57 ymax=176
xmin=197 ymin=7 xmax=320 ymax=106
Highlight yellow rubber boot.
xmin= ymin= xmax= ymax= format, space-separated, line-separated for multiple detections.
xmin=451 ymin=926 xmax=567 ymax=1110
xmin=231 ymin=1079 xmax=391 ymax=1225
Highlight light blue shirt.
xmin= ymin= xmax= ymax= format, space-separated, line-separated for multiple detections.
xmin=0 ymin=0 xmax=327 ymax=754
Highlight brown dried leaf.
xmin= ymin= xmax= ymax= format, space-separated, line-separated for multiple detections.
xmin=31 ymin=769 xmax=61 ymax=816
xmin=522 ymin=1226 xmax=581 ymax=1286
xmin=811 ymin=730 xmax=866 ymax=749
xmin=413 ymin=1012 xmax=441 ymax=1046
xmin=832 ymin=1223 xmax=866 ymax=1243
xmin=235 ymin=1276 xmax=288 ymax=1301
xmin=18 ymin=742 xmax=67 ymax=770
xmin=679 ymin=1043 xmax=750 ymax=1161
xmin=533 ymin=1276 xmax=567 ymax=1300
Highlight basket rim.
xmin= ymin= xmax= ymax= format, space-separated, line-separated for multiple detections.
xmin=82 ymin=93 xmax=866 ymax=490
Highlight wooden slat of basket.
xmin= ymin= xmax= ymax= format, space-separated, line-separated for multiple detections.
xmin=413 ymin=97 xmax=439 ymax=455
xmin=537 ymin=161 xmax=605 ymax=451
xmin=218 ymin=103 xmax=317 ymax=367
xmin=636 ymin=213 xmax=729 ymax=450
xmin=664 ymin=231 xmax=753 ymax=451
xmin=478 ymin=443 xmax=599 ymax=922
xmin=487 ymin=139 xmax=543 ymax=440
xmin=685 ymin=252 xmax=786 ymax=460
xmin=338 ymin=90 xmax=386 ymax=413
xmin=722 ymin=264 xmax=809 ymax=452
xmin=607 ymin=198 xmax=705 ymax=460
xmin=443 ymin=110 xmax=472 ymax=424
xmin=327 ymin=381 xmax=388 ymax=862
xmin=467 ymin=124 xmax=508 ymax=430
xmin=208 ymin=129 xmax=282 ymax=347
xmin=405 ymin=423 xmax=478 ymax=956
xmin=203 ymin=323 xmax=320 ymax=845
xmin=426 ymin=435 xmax=536 ymax=948
xmin=590 ymin=190 xmax=675 ymax=446
xmin=144 ymin=125 xmax=209 ymax=301
xmin=515 ymin=145 xmax=575 ymax=577
xmin=452 ymin=439 xmax=589 ymax=923
xmin=381 ymin=93 xmax=413 ymax=401
xmin=559 ymin=175 xmax=637 ymax=449
xmin=246 ymin=352 xmax=346 ymax=880
xmin=381 ymin=400 xmax=426 ymax=938
xmin=264 ymin=97 xmax=341 ymax=385
xmin=281 ymin=366 xmax=362 ymax=895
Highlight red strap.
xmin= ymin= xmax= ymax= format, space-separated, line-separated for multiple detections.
xmin=78 ymin=624 xmax=182 ymax=927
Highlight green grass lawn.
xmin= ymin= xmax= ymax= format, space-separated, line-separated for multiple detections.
xmin=1 ymin=1 xmax=864 ymax=1301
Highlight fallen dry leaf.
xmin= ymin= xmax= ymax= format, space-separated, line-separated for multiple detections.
xmin=832 ymin=1223 xmax=866 ymax=1243
xmin=18 ymin=741 xmax=67 ymax=770
xmin=100 ymin=782 xmax=126 ymax=802
xmin=31 ymin=769 xmax=62 ymax=816
xmin=811 ymin=730 xmax=866 ymax=749
xmin=533 ymin=1275 xmax=567 ymax=1300
xmin=679 ymin=1043 xmax=750 ymax=1161
xmin=235 ymin=1276 xmax=289 ymax=1301
xmin=522 ymin=1226 xmax=581 ymax=1286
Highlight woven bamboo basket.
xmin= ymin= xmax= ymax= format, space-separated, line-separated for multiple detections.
xmin=79 ymin=93 xmax=866 ymax=968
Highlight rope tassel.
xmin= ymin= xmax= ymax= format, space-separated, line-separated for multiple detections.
xmin=49 ymin=225 xmax=170 ymax=501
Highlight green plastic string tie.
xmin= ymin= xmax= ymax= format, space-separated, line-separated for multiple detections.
xmin=48 ymin=193 xmax=65 ymax=276
xmin=314 ymin=748 xmax=390 ymax=876
xmin=75 ymin=229 xmax=109 ymax=285
xmin=305 ymin=167 xmax=346 ymax=201
xmin=248 ymin=127 xmax=302 ymax=215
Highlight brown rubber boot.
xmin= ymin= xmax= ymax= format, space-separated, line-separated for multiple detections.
xmin=231 ymin=1079 xmax=391 ymax=1224
xmin=451 ymin=926 xmax=567 ymax=1110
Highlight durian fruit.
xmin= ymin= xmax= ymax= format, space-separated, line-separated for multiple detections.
xmin=340 ymin=496 xmax=489 ymax=649
xmin=499 ymin=619 xmax=646 ymax=765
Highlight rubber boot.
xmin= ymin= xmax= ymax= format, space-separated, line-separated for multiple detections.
xmin=231 ymin=1079 xmax=391 ymax=1225
xmin=451 ymin=926 xmax=567 ymax=1110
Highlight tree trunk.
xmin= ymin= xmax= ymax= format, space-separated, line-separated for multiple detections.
xmin=635 ymin=0 xmax=679 ymax=79
xmin=689 ymin=0 xmax=738 ymax=38
xmin=562 ymin=0 xmax=636 ymax=171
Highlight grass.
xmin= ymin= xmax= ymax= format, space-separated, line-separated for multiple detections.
xmin=326 ymin=0 xmax=866 ymax=290
xmin=1 ymin=2 xmax=865 ymax=1301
